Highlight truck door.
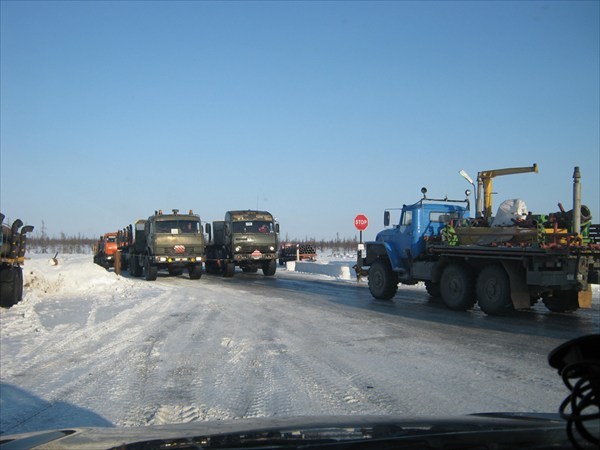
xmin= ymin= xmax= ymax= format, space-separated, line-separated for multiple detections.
xmin=393 ymin=210 xmax=414 ymax=270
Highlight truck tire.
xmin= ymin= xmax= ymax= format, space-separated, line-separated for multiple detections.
xmin=542 ymin=291 xmax=579 ymax=313
xmin=476 ymin=265 xmax=514 ymax=316
xmin=262 ymin=259 xmax=276 ymax=276
xmin=0 ymin=267 xmax=22 ymax=308
xmin=129 ymin=254 xmax=143 ymax=277
xmin=189 ymin=264 xmax=202 ymax=280
xmin=368 ymin=259 xmax=398 ymax=300
xmin=143 ymin=258 xmax=158 ymax=281
xmin=440 ymin=263 xmax=476 ymax=311
xmin=223 ymin=262 xmax=235 ymax=278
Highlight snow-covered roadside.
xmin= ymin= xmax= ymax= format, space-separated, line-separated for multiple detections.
xmin=1 ymin=253 xmax=598 ymax=437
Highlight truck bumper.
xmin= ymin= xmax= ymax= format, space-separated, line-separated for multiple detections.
xmin=234 ymin=253 xmax=277 ymax=261
xmin=151 ymin=256 xmax=203 ymax=264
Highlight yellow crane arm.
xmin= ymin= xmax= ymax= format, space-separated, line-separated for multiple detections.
xmin=477 ymin=163 xmax=538 ymax=220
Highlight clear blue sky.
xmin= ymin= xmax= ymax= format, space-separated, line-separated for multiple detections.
xmin=1 ymin=0 xmax=598 ymax=241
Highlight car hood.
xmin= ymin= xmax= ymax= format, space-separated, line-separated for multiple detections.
xmin=0 ymin=413 xmax=573 ymax=449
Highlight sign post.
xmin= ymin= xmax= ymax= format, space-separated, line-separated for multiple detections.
xmin=354 ymin=214 xmax=369 ymax=282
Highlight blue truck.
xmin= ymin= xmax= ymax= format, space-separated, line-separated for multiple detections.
xmin=357 ymin=167 xmax=600 ymax=315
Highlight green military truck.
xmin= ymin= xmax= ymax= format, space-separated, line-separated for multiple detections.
xmin=117 ymin=209 xmax=205 ymax=281
xmin=205 ymin=210 xmax=279 ymax=277
xmin=1 ymin=213 xmax=34 ymax=307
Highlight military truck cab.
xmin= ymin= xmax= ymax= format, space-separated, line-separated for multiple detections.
xmin=205 ymin=210 xmax=279 ymax=277
xmin=119 ymin=210 xmax=206 ymax=281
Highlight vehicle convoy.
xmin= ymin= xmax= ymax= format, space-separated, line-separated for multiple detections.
xmin=205 ymin=210 xmax=279 ymax=277
xmin=93 ymin=232 xmax=118 ymax=269
xmin=356 ymin=165 xmax=600 ymax=315
xmin=117 ymin=209 xmax=205 ymax=281
xmin=0 ymin=213 xmax=34 ymax=307
xmin=278 ymin=243 xmax=317 ymax=265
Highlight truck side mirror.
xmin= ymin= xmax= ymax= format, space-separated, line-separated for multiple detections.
xmin=384 ymin=211 xmax=390 ymax=227
xmin=275 ymin=223 xmax=280 ymax=233
xmin=205 ymin=223 xmax=212 ymax=241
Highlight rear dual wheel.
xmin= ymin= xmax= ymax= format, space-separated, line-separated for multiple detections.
xmin=542 ymin=291 xmax=579 ymax=313
xmin=476 ymin=265 xmax=514 ymax=316
xmin=143 ymin=257 xmax=158 ymax=281
xmin=440 ymin=263 xmax=476 ymax=311
xmin=223 ymin=262 xmax=235 ymax=278
xmin=129 ymin=254 xmax=143 ymax=277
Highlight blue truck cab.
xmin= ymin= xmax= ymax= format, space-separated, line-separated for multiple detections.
xmin=365 ymin=192 xmax=470 ymax=273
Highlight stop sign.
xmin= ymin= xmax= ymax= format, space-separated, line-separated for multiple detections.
xmin=354 ymin=214 xmax=369 ymax=231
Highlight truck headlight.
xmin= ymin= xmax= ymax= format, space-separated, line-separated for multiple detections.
xmin=235 ymin=246 xmax=242 ymax=252
xmin=158 ymin=256 xmax=167 ymax=262
xmin=269 ymin=246 xmax=275 ymax=251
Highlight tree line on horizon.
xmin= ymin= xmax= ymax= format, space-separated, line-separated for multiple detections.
xmin=26 ymin=233 xmax=362 ymax=255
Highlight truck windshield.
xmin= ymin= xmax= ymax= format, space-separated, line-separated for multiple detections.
xmin=155 ymin=220 xmax=200 ymax=234
xmin=232 ymin=221 xmax=273 ymax=233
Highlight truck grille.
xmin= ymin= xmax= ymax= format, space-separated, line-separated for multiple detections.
xmin=163 ymin=247 xmax=199 ymax=256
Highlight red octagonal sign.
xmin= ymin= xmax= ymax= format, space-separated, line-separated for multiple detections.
xmin=354 ymin=214 xmax=369 ymax=231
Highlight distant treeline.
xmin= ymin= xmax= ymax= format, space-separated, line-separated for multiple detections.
xmin=27 ymin=234 xmax=97 ymax=255
xmin=280 ymin=236 xmax=361 ymax=254
xmin=26 ymin=234 xmax=361 ymax=255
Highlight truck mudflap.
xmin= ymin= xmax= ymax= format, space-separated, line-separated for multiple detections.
xmin=501 ymin=261 xmax=530 ymax=310
xmin=577 ymin=288 xmax=593 ymax=308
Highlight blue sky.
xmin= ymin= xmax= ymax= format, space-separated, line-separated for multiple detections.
xmin=1 ymin=0 xmax=598 ymax=241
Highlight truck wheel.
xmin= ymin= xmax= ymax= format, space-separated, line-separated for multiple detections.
xmin=0 ymin=267 xmax=22 ymax=307
xmin=130 ymin=255 xmax=142 ymax=277
xmin=189 ymin=264 xmax=202 ymax=280
xmin=143 ymin=258 xmax=158 ymax=281
xmin=368 ymin=259 xmax=398 ymax=300
xmin=440 ymin=263 xmax=475 ymax=311
xmin=542 ymin=291 xmax=579 ymax=313
xmin=223 ymin=262 xmax=235 ymax=277
xmin=262 ymin=259 xmax=276 ymax=276
xmin=476 ymin=265 xmax=514 ymax=315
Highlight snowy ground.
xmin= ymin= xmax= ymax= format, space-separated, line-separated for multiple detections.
xmin=1 ymin=253 xmax=598 ymax=436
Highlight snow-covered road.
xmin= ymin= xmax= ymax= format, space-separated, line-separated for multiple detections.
xmin=1 ymin=254 xmax=598 ymax=436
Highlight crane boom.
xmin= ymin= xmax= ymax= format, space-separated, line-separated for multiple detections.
xmin=476 ymin=163 xmax=538 ymax=220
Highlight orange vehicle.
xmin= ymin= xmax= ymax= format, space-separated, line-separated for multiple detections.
xmin=93 ymin=232 xmax=118 ymax=269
